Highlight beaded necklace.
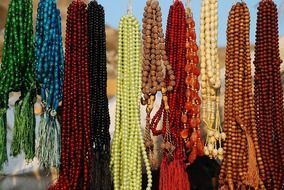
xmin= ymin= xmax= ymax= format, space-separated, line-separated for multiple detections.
xmin=254 ymin=0 xmax=284 ymax=189
xmin=141 ymin=0 xmax=176 ymax=168
xmin=110 ymin=12 xmax=152 ymax=190
xmin=157 ymin=1 xmax=191 ymax=190
xmin=180 ymin=4 xmax=204 ymax=165
xmin=0 ymin=0 xmax=36 ymax=168
xmin=35 ymin=0 xmax=64 ymax=169
xmin=219 ymin=2 xmax=265 ymax=189
xmin=200 ymin=0 xmax=225 ymax=160
xmin=49 ymin=1 xmax=92 ymax=189
xmin=87 ymin=1 xmax=111 ymax=189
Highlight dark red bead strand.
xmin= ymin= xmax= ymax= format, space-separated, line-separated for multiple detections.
xmin=254 ymin=0 xmax=284 ymax=189
xmin=48 ymin=1 xmax=91 ymax=190
xmin=158 ymin=1 xmax=190 ymax=190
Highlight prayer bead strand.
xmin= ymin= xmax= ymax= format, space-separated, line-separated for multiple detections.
xmin=254 ymin=0 xmax=284 ymax=189
xmin=219 ymin=2 xmax=265 ymax=189
xmin=200 ymin=0 xmax=225 ymax=160
xmin=111 ymin=14 xmax=152 ymax=190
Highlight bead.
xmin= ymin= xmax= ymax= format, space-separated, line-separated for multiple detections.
xmin=181 ymin=114 xmax=188 ymax=124
xmin=180 ymin=129 xmax=189 ymax=139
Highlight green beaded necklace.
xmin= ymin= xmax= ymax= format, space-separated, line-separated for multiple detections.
xmin=0 ymin=0 xmax=36 ymax=168
xmin=110 ymin=12 xmax=152 ymax=190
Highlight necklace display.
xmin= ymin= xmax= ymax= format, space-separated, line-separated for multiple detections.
xmin=0 ymin=0 xmax=36 ymax=168
xmin=180 ymin=5 xmax=204 ymax=164
xmin=200 ymin=0 xmax=225 ymax=159
xmin=219 ymin=2 xmax=265 ymax=190
xmin=110 ymin=12 xmax=152 ymax=190
xmin=35 ymin=0 xmax=64 ymax=169
xmin=49 ymin=1 xmax=92 ymax=189
xmin=87 ymin=1 xmax=111 ymax=189
xmin=254 ymin=0 xmax=284 ymax=189
xmin=141 ymin=0 xmax=176 ymax=168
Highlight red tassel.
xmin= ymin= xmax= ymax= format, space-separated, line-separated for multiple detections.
xmin=159 ymin=158 xmax=190 ymax=190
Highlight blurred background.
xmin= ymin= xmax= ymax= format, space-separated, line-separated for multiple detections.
xmin=0 ymin=0 xmax=284 ymax=189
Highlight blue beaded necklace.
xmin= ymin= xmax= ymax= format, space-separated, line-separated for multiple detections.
xmin=34 ymin=0 xmax=64 ymax=168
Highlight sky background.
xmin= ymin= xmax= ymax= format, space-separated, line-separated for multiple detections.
xmin=98 ymin=0 xmax=284 ymax=47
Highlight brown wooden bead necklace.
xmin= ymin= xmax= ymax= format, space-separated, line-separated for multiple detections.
xmin=254 ymin=0 xmax=284 ymax=189
xmin=219 ymin=2 xmax=265 ymax=190
xmin=141 ymin=0 xmax=176 ymax=167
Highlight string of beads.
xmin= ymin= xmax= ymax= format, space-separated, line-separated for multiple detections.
xmin=87 ymin=1 xmax=111 ymax=189
xmin=200 ymin=0 xmax=225 ymax=159
xmin=219 ymin=2 xmax=265 ymax=189
xmin=35 ymin=0 xmax=64 ymax=168
xmin=110 ymin=14 xmax=152 ymax=190
xmin=0 ymin=0 xmax=36 ymax=168
xmin=180 ymin=5 xmax=204 ymax=164
xmin=254 ymin=0 xmax=284 ymax=189
xmin=158 ymin=1 xmax=191 ymax=190
xmin=49 ymin=1 xmax=92 ymax=189
xmin=141 ymin=0 xmax=176 ymax=168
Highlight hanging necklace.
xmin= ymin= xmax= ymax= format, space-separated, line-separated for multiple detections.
xmin=49 ymin=1 xmax=92 ymax=189
xmin=157 ymin=1 xmax=191 ymax=190
xmin=180 ymin=3 xmax=204 ymax=165
xmin=254 ymin=0 xmax=284 ymax=189
xmin=0 ymin=0 xmax=36 ymax=168
xmin=219 ymin=2 xmax=265 ymax=189
xmin=35 ymin=0 xmax=64 ymax=169
xmin=200 ymin=0 xmax=225 ymax=160
xmin=87 ymin=1 xmax=111 ymax=189
xmin=141 ymin=0 xmax=176 ymax=169
xmin=110 ymin=7 xmax=152 ymax=190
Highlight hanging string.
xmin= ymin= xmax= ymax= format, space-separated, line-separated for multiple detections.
xmin=0 ymin=0 xmax=36 ymax=168
xmin=87 ymin=1 xmax=112 ymax=189
xmin=111 ymin=13 xmax=152 ymax=190
xmin=48 ymin=1 xmax=92 ymax=189
xmin=35 ymin=0 xmax=64 ymax=169
xmin=127 ymin=0 xmax=133 ymax=15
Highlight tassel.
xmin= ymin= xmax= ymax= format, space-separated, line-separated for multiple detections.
xmin=243 ymin=132 xmax=263 ymax=189
xmin=90 ymin=151 xmax=112 ymax=190
xmin=0 ymin=108 xmax=7 ymax=169
xmin=11 ymin=91 xmax=35 ymax=159
xmin=159 ymin=158 xmax=190 ymax=190
xmin=36 ymin=112 xmax=61 ymax=168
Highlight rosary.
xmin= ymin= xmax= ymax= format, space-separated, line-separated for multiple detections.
xmin=200 ymin=0 xmax=225 ymax=160
xmin=110 ymin=6 xmax=152 ymax=190
xmin=87 ymin=1 xmax=112 ymax=189
xmin=35 ymin=0 xmax=64 ymax=169
xmin=254 ymin=0 xmax=284 ymax=189
xmin=0 ymin=0 xmax=36 ymax=168
xmin=49 ymin=1 xmax=92 ymax=189
xmin=219 ymin=2 xmax=265 ymax=189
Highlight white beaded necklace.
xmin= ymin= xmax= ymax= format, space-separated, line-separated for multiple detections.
xmin=200 ymin=0 xmax=225 ymax=160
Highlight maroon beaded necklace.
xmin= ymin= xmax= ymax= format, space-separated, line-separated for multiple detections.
xmin=49 ymin=1 xmax=92 ymax=189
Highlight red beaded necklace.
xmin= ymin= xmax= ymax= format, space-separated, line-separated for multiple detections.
xmin=180 ymin=6 xmax=203 ymax=165
xmin=49 ymin=1 xmax=92 ymax=189
xmin=156 ymin=1 xmax=190 ymax=190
